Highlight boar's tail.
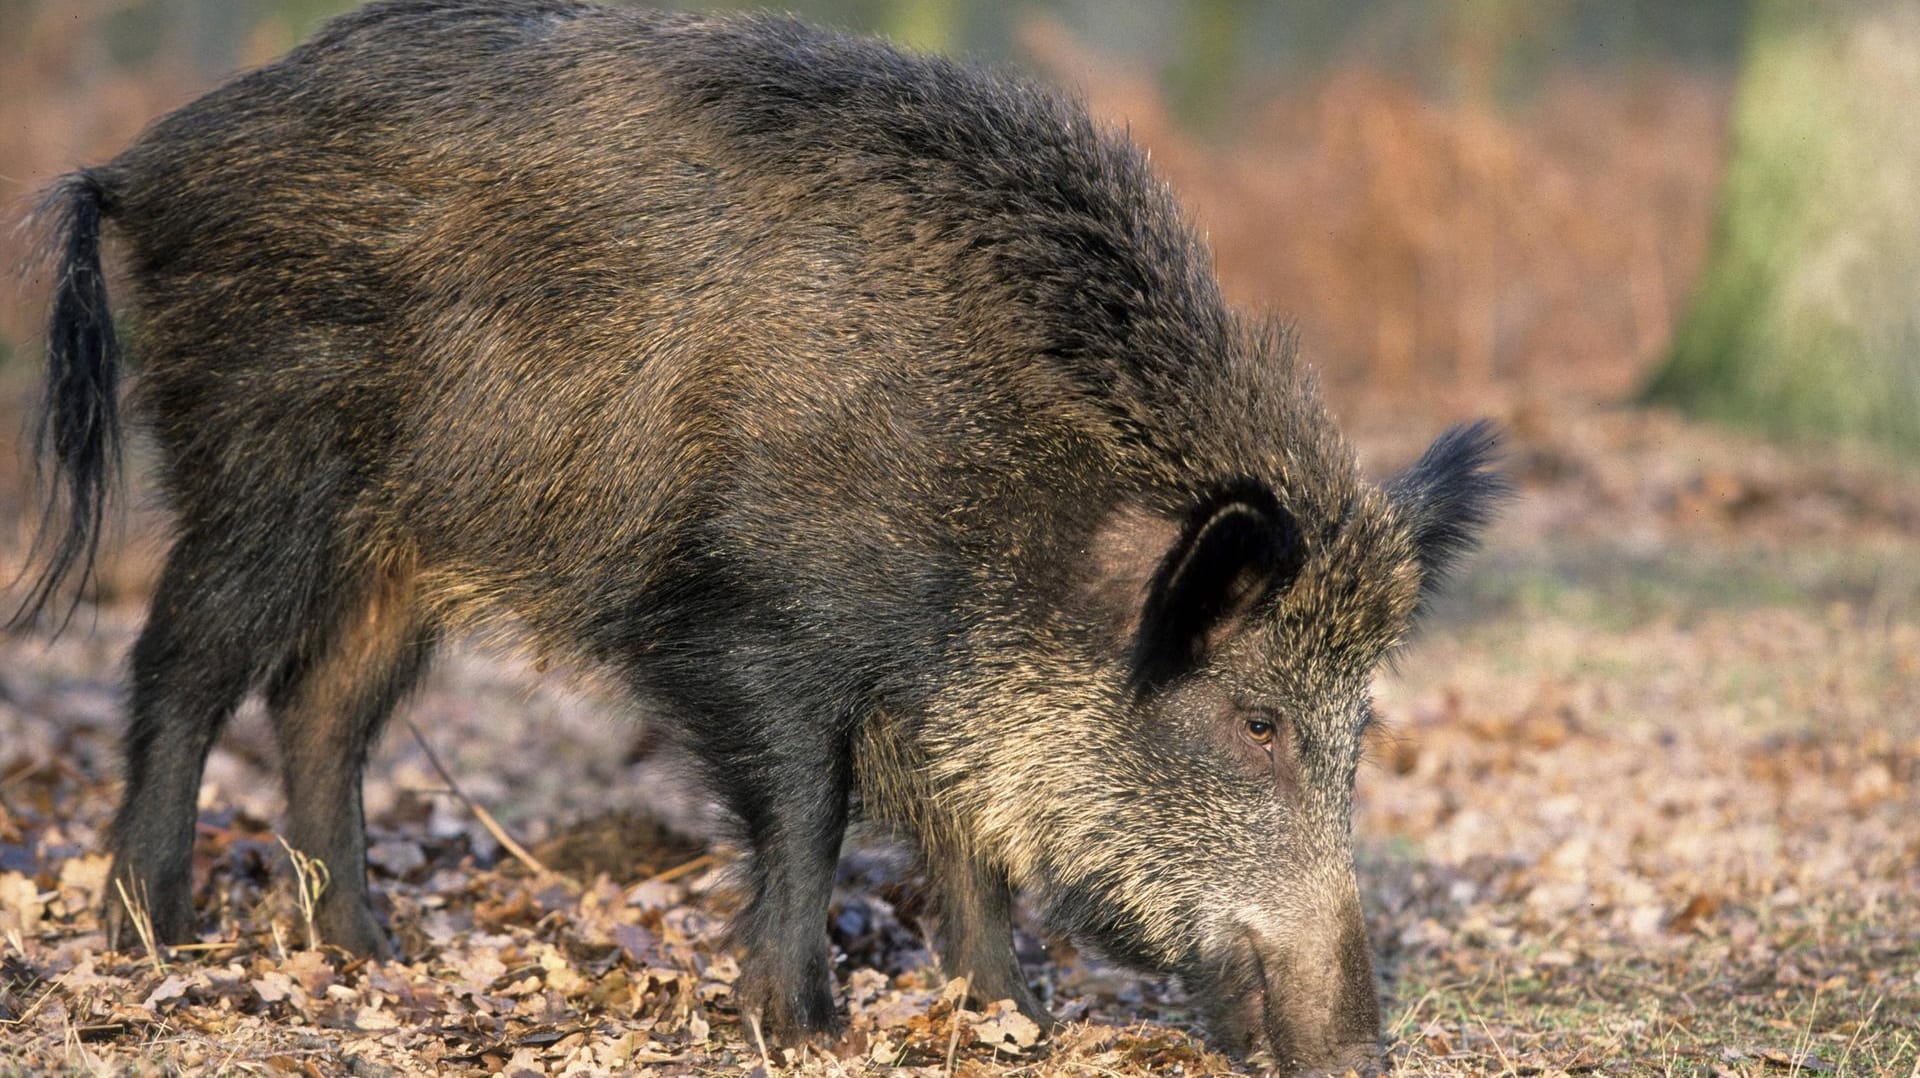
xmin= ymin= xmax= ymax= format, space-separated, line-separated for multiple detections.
xmin=9 ymin=171 xmax=124 ymax=633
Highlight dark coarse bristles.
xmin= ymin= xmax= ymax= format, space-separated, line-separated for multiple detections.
xmin=10 ymin=171 xmax=122 ymax=633
xmin=1385 ymin=418 xmax=1511 ymax=607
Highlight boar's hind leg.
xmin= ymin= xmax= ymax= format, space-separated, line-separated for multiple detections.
xmin=107 ymin=529 xmax=310 ymax=949
xmin=712 ymin=721 xmax=853 ymax=1042
xmin=262 ymin=560 xmax=433 ymax=958
xmin=929 ymin=849 xmax=1048 ymax=1026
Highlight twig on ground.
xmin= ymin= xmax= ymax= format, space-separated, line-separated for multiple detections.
xmin=401 ymin=714 xmax=570 ymax=888
xmin=945 ymin=987 xmax=966 ymax=1078
xmin=0 ymin=984 xmax=55 ymax=1027
xmin=747 ymin=1012 xmax=776 ymax=1073
xmin=640 ymin=852 xmax=717 ymax=887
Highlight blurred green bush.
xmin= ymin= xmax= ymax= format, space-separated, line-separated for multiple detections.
xmin=1648 ymin=0 xmax=1920 ymax=456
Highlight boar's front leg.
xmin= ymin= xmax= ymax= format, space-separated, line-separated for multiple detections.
xmin=928 ymin=845 xmax=1049 ymax=1027
xmin=711 ymin=717 xmax=854 ymax=1042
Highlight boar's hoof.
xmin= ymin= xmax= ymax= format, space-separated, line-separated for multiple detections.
xmin=103 ymin=859 xmax=196 ymax=952
xmin=1294 ymin=1042 xmax=1385 ymax=1077
xmin=737 ymin=971 xmax=843 ymax=1048
xmin=315 ymin=901 xmax=394 ymax=960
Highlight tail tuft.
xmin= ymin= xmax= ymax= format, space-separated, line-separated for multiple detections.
xmin=9 ymin=170 xmax=124 ymax=632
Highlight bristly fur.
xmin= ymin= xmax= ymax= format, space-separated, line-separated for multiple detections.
xmin=10 ymin=171 xmax=122 ymax=632
xmin=1385 ymin=419 xmax=1511 ymax=608
xmin=12 ymin=3 xmax=1503 ymax=1072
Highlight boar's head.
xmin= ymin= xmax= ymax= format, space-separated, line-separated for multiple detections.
xmin=933 ymin=421 xmax=1504 ymax=1073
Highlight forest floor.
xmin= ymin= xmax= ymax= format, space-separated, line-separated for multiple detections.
xmin=3 ymin=390 xmax=1917 ymax=1077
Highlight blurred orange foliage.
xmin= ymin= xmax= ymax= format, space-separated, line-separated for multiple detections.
xmin=1019 ymin=17 xmax=1730 ymax=421
xmin=1 ymin=5 xmax=1729 ymax=421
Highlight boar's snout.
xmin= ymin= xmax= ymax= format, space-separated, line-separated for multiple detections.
xmin=1209 ymin=905 xmax=1382 ymax=1076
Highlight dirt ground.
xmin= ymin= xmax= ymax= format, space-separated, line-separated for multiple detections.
xmin=3 ymin=14 xmax=1918 ymax=1078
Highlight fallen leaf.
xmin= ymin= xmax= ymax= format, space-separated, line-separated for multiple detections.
xmin=283 ymin=949 xmax=336 ymax=997
xmin=1668 ymin=893 xmax=1722 ymax=934
xmin=971 ymin=1000 xmax=1043 ymax=1051
xmin=0 ymin=873 xmax=44 ymax=937
xmin=142 ymin=975 xmax=190 ymax=1010
xmin=252 ymin=971 xmax=296 ymax=1004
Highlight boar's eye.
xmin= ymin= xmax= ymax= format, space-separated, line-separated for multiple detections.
xmin=1242 ymin=716 xmax=1277 ymax=748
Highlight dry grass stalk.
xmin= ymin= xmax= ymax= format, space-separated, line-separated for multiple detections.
xmin=1838 ymin=994 xmax=1885 ymax=1075
xmin=111 ymin=876 xmax=165 ymax=977
xmin=275 ymin=835 xmax=330 ymax=952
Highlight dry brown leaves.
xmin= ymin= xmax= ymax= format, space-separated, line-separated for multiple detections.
xmin=0 ymin=712 xmax=1244 ymax=1077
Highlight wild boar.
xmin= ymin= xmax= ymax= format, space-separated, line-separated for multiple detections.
xmin=13 ymin=1 xmax=1503 ymax=1070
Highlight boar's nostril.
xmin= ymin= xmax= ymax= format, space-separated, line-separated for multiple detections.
xmin=1239 ymin=925 xmax=1385 ymax=1076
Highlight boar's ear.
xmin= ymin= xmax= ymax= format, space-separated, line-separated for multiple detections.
xmin=1127 ymin=482 xmax=1307 ymax=692
xmin=1386 ymin=420 xmax=1509 ymax=606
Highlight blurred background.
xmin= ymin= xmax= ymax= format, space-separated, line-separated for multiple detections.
xmin=5 ymin=0 xmax=1917 ymax=460
xmin=6 ymin=0 xmax=1919 ymax=598
xmin=5 ymin=0 xmax=1749 ymax=402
